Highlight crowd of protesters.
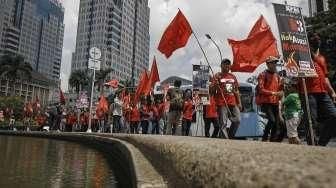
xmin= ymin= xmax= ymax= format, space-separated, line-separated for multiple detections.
xmin=1 ymin=33 xmax=335 ymax=147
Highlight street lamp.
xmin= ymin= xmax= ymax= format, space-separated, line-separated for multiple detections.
xmin=205 ymin=34 xmax=223 ymax=62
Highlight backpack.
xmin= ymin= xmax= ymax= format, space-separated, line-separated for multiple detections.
xmin=169 ymin=88 xmax=183 ymax=111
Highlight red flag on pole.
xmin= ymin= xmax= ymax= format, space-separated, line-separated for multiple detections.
xmin=60 ymin=87 xmax=66 ymax=105
xmin=33 ymin=96 xmax=41 ymax=111
xmin=134 ymin=71 xmax=149 ymax=103
xmin=228 ymin=15 xmax=279 ymax=72
xmin=105 ymin=79 xmax=119 ymax=89
xmin=97 ymin=95 xmax=109 ymax=113
xmin=158 ymin=10 xmax=193 ymax=58
xmin=24 ymin=102 xmax=33 ymax=116
xmin=143 ymin=57 xmax=160 ymax=95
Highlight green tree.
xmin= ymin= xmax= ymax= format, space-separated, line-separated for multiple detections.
xmin=0 ymin=96 xmax=24 ymax=120
xmin=0 ymin=54 xmax=33 ymax=96
xmin=69 ymin=70 xmax=89 ymax=94
xmin=95 ymin=68 xmax=113 ymax=95
xmin=306 ymin=0 xmax=336 ymax=83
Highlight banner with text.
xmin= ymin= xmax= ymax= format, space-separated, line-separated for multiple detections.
xmin=192 ymin=64 xmax=210 ymax=105
xmin=273 ymin=3 xmax=316 ymax=77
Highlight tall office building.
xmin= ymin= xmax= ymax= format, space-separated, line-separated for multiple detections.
xmin=0 ymin=0 xmax=64 ymax=104
xmin=309 ymin=0 xmax=329 ymax=16
xmin=71 ymin=0 xmax=150 ymax=83
xmin=0 ymin=0 xmax=65 ymax=82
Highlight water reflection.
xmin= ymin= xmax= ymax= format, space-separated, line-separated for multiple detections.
xmin=0 ymin=136 xmax=118 ymax=188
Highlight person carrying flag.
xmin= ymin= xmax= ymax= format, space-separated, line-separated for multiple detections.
xmin=210 ymin=59 xmax=242 ymax=139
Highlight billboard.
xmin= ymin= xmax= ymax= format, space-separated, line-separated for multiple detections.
xmin=192 ymin=64 xmax=210 ymax=105
xmin=273 ymin=3 xmax=317 ymax=77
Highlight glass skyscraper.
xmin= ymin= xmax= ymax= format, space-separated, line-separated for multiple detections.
xmin=0 ymin=0 xmax=65 ymax=82
xmin=71 ymin=0 xmax=150 ymax=84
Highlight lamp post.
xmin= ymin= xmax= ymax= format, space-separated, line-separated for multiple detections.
xmin=205 ymin=34 xmax=223 ymax=62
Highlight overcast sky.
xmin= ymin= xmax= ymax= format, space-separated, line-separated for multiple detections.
xmin=59 ymin=0 xmax=308 ymax=91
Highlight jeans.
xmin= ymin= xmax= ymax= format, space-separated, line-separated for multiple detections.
xmin=167 ymin=111 xmax=181 ymax=135
xmin=182 ymin=118 xmax=191 ymax=136
xmin=113 ymin=115 xmax=121 ymax=133
xmin=141 ymin=120 xmax=149 ymax=134
xmin=130 ymin=121 xmax=139 ymax=134
xmin=300 ymin=93 xmax=336 ymax=146
xmin=217 ymin=106 xmax=240 ymax=139
xmin=151 ymin=120 xmax=160 ymax=134
xmin=261 ymin=104 xmax=281 ymax=142
xmin=204 ymin=117 xmax=220 ymax=138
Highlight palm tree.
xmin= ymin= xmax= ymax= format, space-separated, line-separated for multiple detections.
xmin=69 ymin=70 xmax=89 ymax=94
xmin=0 ymin=54 xmax=33 ymax=96
xmin=118 ymin=78 xmax=133 ymax=93
xmin=0 ymin=54 xmax=32 ymax=80
xmin=95 ymin=68 xmax=113 ymax=95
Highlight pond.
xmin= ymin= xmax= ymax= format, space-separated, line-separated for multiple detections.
xmin=0 ymin=136 xmax=118 ymax=188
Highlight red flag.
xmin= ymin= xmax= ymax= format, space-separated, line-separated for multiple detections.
xmin=24 ymin=102 xmax=33 ymax=116
xmin=158 ymin=10 xmax=193 ymax=58
xmin=228 ymin=15 xmax=279 ymax=72
xmin=97 ymin=95 xmax=109 ymax=113
xmin=248 ymin=15 xmax=271 ymax=38
xmin=105 ymin=79 xmax=119 ymax=89
xmin=134 ymin=71 xmax=149 ymax=103
xmin=60 ymin=88 xmax=66 ymax=105
xmin=121 ymin=90 xmax=131 ymax=108
xmin=33 ymin=96 xmax=41 ymax=111
xmin=143 ymin=57 xmax=160 ymax=95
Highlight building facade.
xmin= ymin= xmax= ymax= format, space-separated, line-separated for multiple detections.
xmin=71 ymin=0 xmax=150 ymax=83
xmin=0 ymin=0 xmax=64 ymax=82
xmin=309 ymin=0 xmax=329 ymax=16
xmin=0 ymin=72 xmax=51 ymax=106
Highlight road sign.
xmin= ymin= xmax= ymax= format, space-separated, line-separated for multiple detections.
xmin=88 ymin=58 xmax=101 ymax=70
xmin=89 ymin=47 xmax=101 ymax=60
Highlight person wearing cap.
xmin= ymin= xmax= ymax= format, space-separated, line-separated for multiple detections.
xmin=210 ymin=59 xmax=242 ymax=139
xmin=257 ymin=56 xmax=284 ymax=142
xmin=298 ymin=33 xmax=336 ymax=146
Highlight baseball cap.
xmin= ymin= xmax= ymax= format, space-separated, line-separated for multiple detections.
xmin=265 ymin=56 xmax=279 ymax=64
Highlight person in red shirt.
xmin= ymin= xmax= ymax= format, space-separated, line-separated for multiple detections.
xmin=298 ymin=33 xmax=336 ymax=146
xmin=151 ymin=99 xmax=161 ymax=134
xmin=129 ymin=102 xmax=140 ymax=134
xmin=96 ymin=108 xmax=105 ymax=133
xmin=210 ymin=59 xmax=242 ymax=139
xmin=139 ymin=96 xmax=151 ymax=134
xmin=204 ymin=95 xmax=220 ymax=138
xmin=67 ymin=111 xmax=77 ymax=132
xmin=35 ymin=111 xmax=46 ymax=130
xmin=182 ymin=89 xmax=194 ymax=136
xmin=257 ymin=56 xmax=284 ymax=142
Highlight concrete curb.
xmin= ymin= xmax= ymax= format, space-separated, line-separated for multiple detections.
xmin=0 ymin=131 xmax=167 ymax=188
xmin=112 ymin=134 xmax=336 ymax=188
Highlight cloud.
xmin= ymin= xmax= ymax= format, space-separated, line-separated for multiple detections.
xmin=60 ymin=0 xmax=308 ymax=90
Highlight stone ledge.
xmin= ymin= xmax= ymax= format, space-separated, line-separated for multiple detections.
xmin=111 ymin=134 xmax=336 ymax=188
xmin=3 ymin=132 xmax=336 ymax=188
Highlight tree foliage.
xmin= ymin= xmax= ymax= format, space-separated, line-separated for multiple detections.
xmin=95 ymin=68 xmax=113 ymax=94
xmin=306 ymin=0 xmax=336 ymax=84
xmin=0 ymin=54 xmax=32 ymax=81
xmin=69 ymin=70 xmax=89 ymax=93
xmin=0 ymin=96 xmax=24 ymax=120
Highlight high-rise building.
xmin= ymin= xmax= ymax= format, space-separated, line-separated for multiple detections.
xmin=309 ymin=0 xmax=329 ymax=16
xmin=71 ymin=0 xmax=150 ymax=84
xmin=0 ymin=0 xmax=65 ymax=82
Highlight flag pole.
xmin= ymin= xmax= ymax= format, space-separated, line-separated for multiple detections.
xmin=190 ymin=29 xmax=232 ymax=137
xmin=191 ymin=30 xmax=232 ymax=107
